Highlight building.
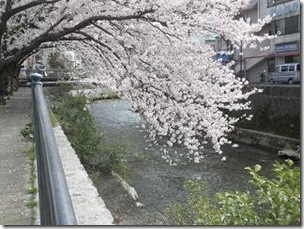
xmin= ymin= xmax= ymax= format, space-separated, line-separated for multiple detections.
xmin=234 ymin=0 xmax=301 ymax=82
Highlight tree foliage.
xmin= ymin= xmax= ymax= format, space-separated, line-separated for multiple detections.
xmin=0 ymin=0 xmax=275 ymax=160
xmin=165 ymin=159 xmax=300 ymax=225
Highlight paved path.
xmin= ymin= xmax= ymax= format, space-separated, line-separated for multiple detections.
xmin=0 ymin=87 xmax=33 ymax=225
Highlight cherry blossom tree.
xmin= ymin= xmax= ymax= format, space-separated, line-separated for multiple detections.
xmin=0 ymin=0 xmax=274 ymax=162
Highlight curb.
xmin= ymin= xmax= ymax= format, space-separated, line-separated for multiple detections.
xmin=53 ymin=125 xmax=114 ymax=225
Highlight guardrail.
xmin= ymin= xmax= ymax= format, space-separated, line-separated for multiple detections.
xmin=28 ymin=73 xmax=77 ymax=225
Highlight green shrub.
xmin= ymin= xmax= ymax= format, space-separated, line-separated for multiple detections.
xmin=52 ymin=92 xmax=125 ymax=173
xmin=53 ymin=94 xmax=100 ymax=160
xmin=165 ymin=159 xmax=300 ymax=226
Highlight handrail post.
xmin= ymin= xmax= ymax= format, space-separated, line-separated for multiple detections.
xmin=28 ymin=73 xmax=77 ymax=225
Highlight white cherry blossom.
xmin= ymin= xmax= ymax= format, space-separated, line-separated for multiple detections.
xmin=0 ymin=0 xmax=274 ymax=162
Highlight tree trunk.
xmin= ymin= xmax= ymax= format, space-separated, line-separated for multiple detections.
xmin=0 ymin=62 xmax=20 ymax=105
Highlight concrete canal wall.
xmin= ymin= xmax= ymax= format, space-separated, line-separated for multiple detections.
xmin=229 ymin=127 xmax=300 ymax=152
xmin=230 ymin=85 xmax=300 ymax=156
xmin=250 ymin=85 xmax=300 ymax=116
xmin=237 ymin=84 xmax=300 ymax=140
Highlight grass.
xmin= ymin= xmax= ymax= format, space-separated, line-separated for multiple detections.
xmin=88 ymin=170 xmax=102 ymax=186
xmin=26 ymin=200 xmax=38 ymax=209
xmin=27 ymin=187 xmax=38 ymax=195
xmin=49 ymin=109 xmax=58 ymax=127
xmin=50 ymin=86 xmax=126 ymax=176
xmin=135 ymin=153 xmax=149 ymax=163
xmin=21 ymin=121 xmax=38 ymax=223
xmin=26 ymin=144 xmax=36 ymax=161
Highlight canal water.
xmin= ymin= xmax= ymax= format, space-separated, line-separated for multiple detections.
xmin=91 ymin=99 xmax=286 ymax=225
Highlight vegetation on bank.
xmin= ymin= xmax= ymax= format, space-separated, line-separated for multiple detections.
xmin=164 ymin=159 xmax=300 ymax=226
xmin=50 ymin=85 xmax=125 ymax=174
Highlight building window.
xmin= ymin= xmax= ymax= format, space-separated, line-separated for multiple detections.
xmin=285 ymin=56 xmax=293 ymax=63
xmin=267 ymin=0 xmax=291 ymax=7
xmin=285 ymin=16 xmax=300 ymax=34
xmin=275 ymin=18 xmax=285 ymax=35
xmin=267 ymin=0 xmax=275 ymax=7
xmin=267 ymin=21 xmax=276 ymax=35
xmin=276 ymin=0 xmax=290 ymax=4
xmin=275 ymin=15 xmax=300 ymax=35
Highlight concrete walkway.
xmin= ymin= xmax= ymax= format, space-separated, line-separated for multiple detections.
xmin=0 ymin=87 xmax=33 ymax=225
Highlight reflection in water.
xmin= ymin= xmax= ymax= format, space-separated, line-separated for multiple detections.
xmin=91 ymin=99 xmax=286 ymax=225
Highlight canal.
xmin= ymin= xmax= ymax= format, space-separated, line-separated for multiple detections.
xmin=91 ymin=99 xmax=286 ymax=225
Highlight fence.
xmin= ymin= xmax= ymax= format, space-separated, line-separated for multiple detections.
xmin=28 ymin=73 xmax=77 ymax=225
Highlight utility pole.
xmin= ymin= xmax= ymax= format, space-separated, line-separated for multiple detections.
xmin=239 ymin=40 xmax=243 ymax=77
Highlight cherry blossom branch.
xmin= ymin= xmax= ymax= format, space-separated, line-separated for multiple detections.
xmin=44 ymin=15 xmax=69 ymax=35
xmin=80 ymin=40 xmax=116 ymax=69
xmin=0 ymin=0 xmax=61 ymax=35
xmin=75 ymin=30 xmax=122 ymax=61
xmin=91 ymin=22 xmax=114 ymax=37
xmin=141 ymin=19 xmax=179 ymax=43
xmin=5 ymin=7 xmax=154 ymax=65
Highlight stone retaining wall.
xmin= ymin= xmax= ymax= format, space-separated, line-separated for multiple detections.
xmin=237 ymin=85 xmax=300 ymax=139
xmin=229 ymin=127 xmax=300 ymax=153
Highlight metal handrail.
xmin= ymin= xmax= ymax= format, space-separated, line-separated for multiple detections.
xmin=28 ymin=73 xmax=77 ymax=225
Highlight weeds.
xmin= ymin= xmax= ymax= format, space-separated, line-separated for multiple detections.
xmin=21 ymin=122 xmax=38 ymax=223
xmin=51 ymin=91 xmax=126 ymax=174
xmin=20 ymin=122 xmax=34 ymax=141
xmin=27 ymin=187 xmax=38 ymax=195
xmin=27 ymin=145 xmax=35 ymax=161
xmin=88 ymin=170 xmax=102 ymax=186
xmin=26 ymin=200 xmax=37 ymax=209
xmin=49 ymin=109 xmax=58 ymax=127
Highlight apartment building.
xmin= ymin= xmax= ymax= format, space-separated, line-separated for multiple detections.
xmin=262 ymin=0 xmax=300 ymax=65
xmin=242 ymin=0 xmax=300 ymax=82
xmin=216 ymin=0 xmax=301 ymax=83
